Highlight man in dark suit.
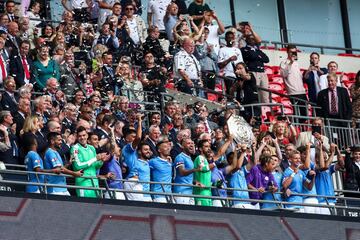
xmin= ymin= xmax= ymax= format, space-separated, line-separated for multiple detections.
xmin=12 ymin=97 xmax=31 ymax=137
xmin=0 ymin=76 xmax=19 ymax=112
xmin=170 ymin=129 xmax=191 ymax=161
xmin=9 ymin=40 xmax=32 ymax=87
xmin=62 ymin=103 xmax=77 ymax=134
xmin=97 ymin=52 xmax=119 ymax=96
xmin=93 ymin=115 xmax=112 ymax=141
xmin=317 ymin=73 xmax=352 ymax=127
xmin=160 ymin=101 xmax=176 ymax=128
xmin=144 ymin=125 xmax=161 ymax=158
xmin=5 ymin=21 xmax=21 ymax=55
xmin=5 ymin=1 xmax=18 ymax=22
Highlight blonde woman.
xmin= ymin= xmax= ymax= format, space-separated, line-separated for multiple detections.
xmin=119 ymin=62 xmax=144 ymax=103
xmin=271 ymin=118 xmax=297 ymax=149
xmin=20 ymin=115 xmax=47 ymax=156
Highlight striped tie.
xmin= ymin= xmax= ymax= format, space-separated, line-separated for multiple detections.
xmin=330 ymin=90 xmax=337 ymax=114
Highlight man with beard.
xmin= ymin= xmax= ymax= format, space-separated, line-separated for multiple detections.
xmin=193 ymin=139 xmax=213 ymax=206
xmin=44 ymin=132 xmax=83 ymax=195
xmin=173 ymin=138 xmax=200 ymax=205
xmin=136 ymin=142 xmax=152 ymax=201
xmin=122 ymin=113 xmax=145 ymax=200
xmin=149 ymin=137 xmax=173 ymax=203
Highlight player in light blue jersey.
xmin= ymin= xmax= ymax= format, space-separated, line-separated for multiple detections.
xmin=316 ymin=143 xmax=344 ymax=215
xmin=174 ymin=138 xmax=200 ymax=205
xmin=298 ymin=143 xmax=320 ymax=214
xmin=44 ymin=132 xmax=83 ymax=195
xmin=23 ymin=134 xmax=61 ymax=193
xmin=149 ymin=137 xmax=173 ymax=203
xmin=136 ymin=142 xmax=152 ymax=201
xmin=262 ymin=155 xmax=283 ymax=210
xmin=121 ymin=113 xmax=145 ymax=201
xmin=283 ymin=150 xmax=315 ymax=212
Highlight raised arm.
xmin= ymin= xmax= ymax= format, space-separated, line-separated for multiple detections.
xmin=132 ymin=114 xmax=143 ymax=149
xmin=303 ymin=142 xmax=311 ymax=169
xmin=317 ymin=142 xmax=325 ymax=170
xmin=213 ymin=135 xmax=233 ymax=161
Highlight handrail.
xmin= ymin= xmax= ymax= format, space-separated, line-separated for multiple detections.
xmin=1 ymin=168 xmax=359 ymax=202
xmin=1 ymin=178 xmax=359 ymax=213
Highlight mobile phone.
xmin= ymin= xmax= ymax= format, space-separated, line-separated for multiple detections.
xmin=312 ymin=125 xmax=322 ymax=135
xmin=269 ymin=132 xmax=276 ymax=139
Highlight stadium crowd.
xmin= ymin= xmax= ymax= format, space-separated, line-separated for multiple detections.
xmin=0 ymin=0 xmax=359 ymax=214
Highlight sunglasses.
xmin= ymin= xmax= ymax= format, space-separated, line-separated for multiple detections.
xmin=125 ymin=8 xmax=134 ymax=11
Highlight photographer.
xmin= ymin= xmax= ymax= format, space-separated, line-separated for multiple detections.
xmin=280 ymin=45 xmax=308 ymax=119
xmin=229 ymin=62 xmax=259 ymax=118
xmin=96 ymin=23 xmax=120 ymax=53
xmin=303 ymin=52 xmax=327 ymax=103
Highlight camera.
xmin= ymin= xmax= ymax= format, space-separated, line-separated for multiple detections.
xmin=277 ymin=115 xmax=286 ymax=121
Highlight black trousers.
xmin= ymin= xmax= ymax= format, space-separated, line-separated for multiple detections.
xmin=290 ymin=94 xmax=308 ymax=121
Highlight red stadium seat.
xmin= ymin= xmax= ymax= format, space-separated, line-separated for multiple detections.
xmin=342 ymin=80 xmax=355 ymax=88
xmin=284 ymin=106 xmax=293 ymax=115
xmin=346 ymin=72 xmax=357 ymax=80
xmin=337 ymin=53 xmax=358 ymax=57
xmin=268 ymin=82 xmax=283 ymax=92
xmin=271 ymin=66 xmax=280 ymax=74
xmin=271 ymin=75 xmax=284 ymax=84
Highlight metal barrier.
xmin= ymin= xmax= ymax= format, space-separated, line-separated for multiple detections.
xmin=1 ymin=167 xmax=359 ymax=216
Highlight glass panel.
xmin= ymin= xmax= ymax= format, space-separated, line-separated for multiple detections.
xmin=284 ymin=0 xmax=345 ymax=54
xmin=347 ymin=0 xmax=360 ymax=51
xmin=234 ymin=0 xmax=281 ymax=42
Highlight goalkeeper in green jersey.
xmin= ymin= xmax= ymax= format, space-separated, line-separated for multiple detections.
xmin=71 ymin=126 xmax=110 ymax=198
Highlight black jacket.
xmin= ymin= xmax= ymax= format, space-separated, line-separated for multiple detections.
xmin=12 ymin=111 xmax=26 ymax=137
xmin=9 ymin=53 xmax=33 ymax=87
xmin=344 ymin=153 xmax=360 ymax=192
xmin=316 ymin=87 xmax=352 ymax=120
xmin=0 ymin=91 xmax=19 ymax=112
xmin=241 ymin=45 xmax=269 ymax=73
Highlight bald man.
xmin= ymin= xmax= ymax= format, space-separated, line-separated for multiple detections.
xmin=5 ymin=21 xmax=21 ymax=54
xmin=173 ymin=36 xmax=203 ymax=96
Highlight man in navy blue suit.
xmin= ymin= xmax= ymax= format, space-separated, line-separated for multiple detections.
xmin=317 ymin=73 xmax=352 ymax=127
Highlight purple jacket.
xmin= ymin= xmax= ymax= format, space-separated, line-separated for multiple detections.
xmin=246 ymin=164 xmax=277 ymax=200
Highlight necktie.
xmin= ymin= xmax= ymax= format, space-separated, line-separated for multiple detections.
xmin=22 ymin=56 xmax=31 ymax=80
xmin=330 ymin=90 xmax=337 ymax=114
xmin=0 ymin=56 xmax=6 ymax=81
xmin=10 ymin=94 xmax=17 ymax=103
